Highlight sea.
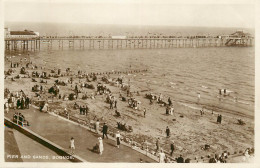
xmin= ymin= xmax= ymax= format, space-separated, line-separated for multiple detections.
xmin=5 ymin=22 xmax=255 ymax=119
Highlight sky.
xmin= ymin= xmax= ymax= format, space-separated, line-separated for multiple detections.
xmin=4 ymin=0 xmax=256 ymax=28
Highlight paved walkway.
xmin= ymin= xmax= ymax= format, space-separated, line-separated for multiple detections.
xmin=5 ymin=108 xmax=155 ymax=163
xmin=5 ymin=126 xmax=69 ymax=162
xmin=4 ymin=127 xmax=23 ymax=162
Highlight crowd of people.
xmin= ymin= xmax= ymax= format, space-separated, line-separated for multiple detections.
xmin=128 ymin=98 xmax=140 ymax=109
xmin=4 ymin=88 xmax=31 ymax=112
xmin=13 ymin=112 xmax=30 ymax=126
xmin=4 ymin=56 xmax=252 ymax=163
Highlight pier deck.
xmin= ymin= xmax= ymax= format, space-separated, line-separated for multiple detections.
xmin=4 ymin=33 xmax=254 ymax=51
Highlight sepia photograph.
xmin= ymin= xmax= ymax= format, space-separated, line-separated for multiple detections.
xmin=1 ymin=0 xmax=259 ymax=167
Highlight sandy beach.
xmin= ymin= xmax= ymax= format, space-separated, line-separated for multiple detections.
xmin=4 ymin=51 xmax=254 ymax=162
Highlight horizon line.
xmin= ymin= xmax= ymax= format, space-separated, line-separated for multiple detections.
xmin=4 ymin=21 xmax=255 ymax=29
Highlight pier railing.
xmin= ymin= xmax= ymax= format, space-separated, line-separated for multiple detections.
xmin=4 ymin=35 xmax=254 ymax=51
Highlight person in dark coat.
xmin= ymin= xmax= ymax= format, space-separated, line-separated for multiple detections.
xmin=115 ymin=131 xmax=121 ymax=148
xmin=79 ymin=106 xmax=82 ymax=115
xmin=102 ymin=123 xmax=108 ymax=139
xmin=168 ymin=97 xmax=172 ymax=106
xmin=17 ymin=99 xmax=21 ymax=109
xmin=219 ymin=115 xmax=222 ymax=124
xmin=82 ymin=105 xmax=86 ymax=115
xmin=156 ymin=138 xmax=160 ymax=152
xmin=177 ymin=155 xmax=184 ymax=163
xmin=21 ymin=98 xmax=25 ymax=109
xmin=75 ymin=85 xmax=78 ymax=94
xmin=114 ymin=100 xmax=117 ymax=108
xmin=217 ymin=114 xmax=220 ymax=123
xmin=25 ymin=97 xmax=30 ymax=109
xmin=170 ymin=141 xmax=175 ymax=156
xmin=166 ymin=126 xmax=170 ymax=137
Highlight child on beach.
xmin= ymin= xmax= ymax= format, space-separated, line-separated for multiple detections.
xmin=70 ymin=137 xmax=75 ymax=155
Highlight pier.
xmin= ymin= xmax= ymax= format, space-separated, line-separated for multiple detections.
xmin=5 ymin=31 xmax=254 ymax=51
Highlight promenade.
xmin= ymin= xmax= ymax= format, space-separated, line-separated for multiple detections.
xmin=4 ymin=107 xmax=156 ymax=163
xmin=5 ymin=126 xmax=70 ymax=162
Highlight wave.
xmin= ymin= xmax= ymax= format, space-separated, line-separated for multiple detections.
xmin=170 ymin=82 xmax=177 ymax=85
xmin=201 ymin=85 xmax=209 ymax=89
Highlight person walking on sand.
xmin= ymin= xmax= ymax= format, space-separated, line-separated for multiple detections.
xmin=114 ymin=99 xmax=117 ymax=108
xmin=159 ymin=149 xmax=166 ymax=163
xmin=219 ymin=115 xmax=222 ymax=124
xmin=156 ymin=138 xmax=160 ymax=152
xmin=115 ymin=131 xmax=121 ymax=148
xmin=70 ymin=137 xmax=75 ymax=155
xmin=110 ymin=100 xmax=113 ymax=109
xmin=102 ymin=122 xmax=108 ymax=139
xmin=170 ymin=141 xmax=175 ymax=156
xmin=98 ymin=137 xmax=104 ymax=155
xmin=166 ymin=126 xmax=170 ymax=137
xmin=143 ymin=108 xmax=146 ymax=118
xmin=168 ymin=97 xmax=172 ymax=106
xmin=217 ymin=114 xmax=220 ymax=123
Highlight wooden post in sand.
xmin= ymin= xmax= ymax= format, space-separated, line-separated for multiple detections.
xmin=26 ymin=40 xmax=29 ymax=50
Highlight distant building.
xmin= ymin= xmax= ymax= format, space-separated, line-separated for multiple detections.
xmin=4 ymin=28 xmax=39 ymax=39
xmin=218 ymin=30 xmax=252 ymax=39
